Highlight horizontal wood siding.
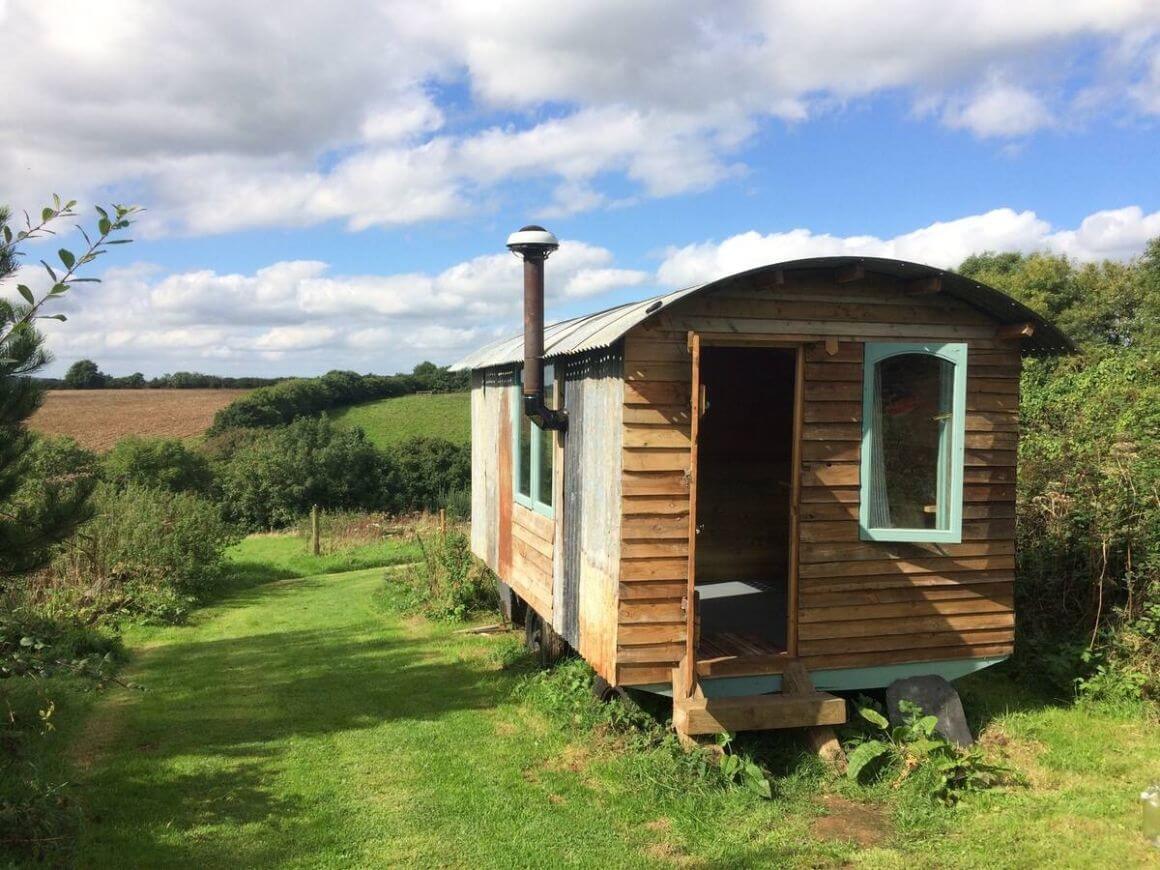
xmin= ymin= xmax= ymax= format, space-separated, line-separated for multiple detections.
xmin=613 ymin=269 xmax=1020 ymax=685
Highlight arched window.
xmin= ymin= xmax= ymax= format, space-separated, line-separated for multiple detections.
xmin=859 ymin=343 xmax=967 ymax=543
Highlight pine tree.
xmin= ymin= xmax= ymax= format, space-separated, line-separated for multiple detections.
xmin=0 ymin=198 xmax=137 ymax=581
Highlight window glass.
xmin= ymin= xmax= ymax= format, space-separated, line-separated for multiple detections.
xmin=517 ymin=407 xmax=532 ymax=498
xmin=537 ymin=371 xmax=555 ymax=507
xmin=867 ymin=353 xmax=952 ymax=530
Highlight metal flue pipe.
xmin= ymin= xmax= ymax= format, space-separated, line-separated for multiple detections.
xmin=507 ymin=225 xmax=567 ymax=431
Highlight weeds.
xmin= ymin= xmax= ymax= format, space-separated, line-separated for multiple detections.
xmin=844 ymin=698 xmax=1017 ymax=804
xmin=518 ymin=658 xmax=773 ymax=801
xmin=396 ymin=527 xmax=498 ymax=621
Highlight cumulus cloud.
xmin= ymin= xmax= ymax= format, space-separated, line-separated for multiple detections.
xmin=656 ymin=205 xmax=1160 ymax=287
xmin=3 ymin=1 xmax=1159 ymax=232
xmin=20 ymin=239 xmax=649 ymax=376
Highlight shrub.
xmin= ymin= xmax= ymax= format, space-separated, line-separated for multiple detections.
xmin=1015 ymin=350 xmax=1159 ymax=698
xmin=45 ymin=482 xmax=240 ymax=620
xmin=384 ymin=436 xmax=470 ymax=514
xmin=214 ymin=416 xmax=388 ymax=530
xmin=102 ymin=436 xmax=213 ymax=494
xmin=397 ymin=529 xmax=498 ymax=620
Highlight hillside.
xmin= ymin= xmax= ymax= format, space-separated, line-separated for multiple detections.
xmin=28 ymin=389 xmax=250 ymax=452
xmin=331 ymin=391 xmax=471 ymax=448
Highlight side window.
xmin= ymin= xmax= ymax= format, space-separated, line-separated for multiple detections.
xmin=513 ymin=365 xmax=557 ymax=516
xmin=859 ymin=343 xmax=967 ymax=543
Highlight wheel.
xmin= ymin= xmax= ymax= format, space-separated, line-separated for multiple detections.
xmin=525 ymin=610 xmax=567 ymax=668
xmin=592 ymin=674 xmax=620 ymax=703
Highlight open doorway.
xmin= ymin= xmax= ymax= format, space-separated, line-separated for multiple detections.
xmin=694 ymin=345 xmax=796 ymax=668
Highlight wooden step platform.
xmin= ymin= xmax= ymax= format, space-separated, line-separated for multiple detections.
xmin=673 ymin=690 xmax=847 ymax=736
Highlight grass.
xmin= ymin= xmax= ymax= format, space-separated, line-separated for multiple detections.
xmin=330 ymin=391 xmax=470 ymax=449
xmin=44 ymin=545 xmax=1158 ymax=868
xmin=221 ymin=532 xmax=421 ymax=588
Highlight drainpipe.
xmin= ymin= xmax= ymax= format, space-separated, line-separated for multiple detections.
xmin=507 ymin=225 xmax=567 ymax=431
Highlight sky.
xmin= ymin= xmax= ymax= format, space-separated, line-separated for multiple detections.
xmin=2 ymin=0 xmax=1159 ymax=378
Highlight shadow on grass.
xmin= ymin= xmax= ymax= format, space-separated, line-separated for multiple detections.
xmin=77 ymin=597 xmax=507 ymax=865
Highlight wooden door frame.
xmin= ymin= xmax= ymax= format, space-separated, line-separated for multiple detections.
xmin=685 ymin=334 xmax=805 ymax=679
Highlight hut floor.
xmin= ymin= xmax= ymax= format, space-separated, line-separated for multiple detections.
xmin=696 ymin=631 xmax=788 ymax=678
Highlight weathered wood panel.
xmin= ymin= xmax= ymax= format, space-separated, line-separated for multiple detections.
xmin=609 ymin=268 xmax=1021 ymax=685
xmin=563 ymin=350 xmax=623 ymax=681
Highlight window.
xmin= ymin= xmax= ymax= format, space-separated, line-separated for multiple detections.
xmin=514 ymin=364 xmax=557 ymax=516
xmin=859 ymin=342 xmax=967 ymax=543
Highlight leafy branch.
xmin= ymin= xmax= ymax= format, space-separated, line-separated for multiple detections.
xmin=0 ymin=195 xmax=140 ymax=350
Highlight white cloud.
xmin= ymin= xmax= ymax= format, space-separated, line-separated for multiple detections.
xmin=940 ymin=82 xmax=1055 ymax=138
xmin=657 ymin=205 xmax=1160 ymax=287
xmin=11 ymin=203 xmax=1159 ymax=377
xmin=3 ymin=1 xmax=1159 ymax=232
xmin=16 ymin=239 xmax=648 ymax=376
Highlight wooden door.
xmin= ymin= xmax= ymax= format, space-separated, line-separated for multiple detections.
xmin=682 ymin=332 xmax=703 ymax=697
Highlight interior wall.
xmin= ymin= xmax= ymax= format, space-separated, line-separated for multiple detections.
xmin=696 ymin=346 xmax=795 ymax=585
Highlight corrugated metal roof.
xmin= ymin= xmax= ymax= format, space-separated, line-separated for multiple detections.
xmin=451 ymin=256 xmax=1074 ymax=370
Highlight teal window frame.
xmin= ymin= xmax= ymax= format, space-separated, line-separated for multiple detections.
xmin=513 ymin=365 xmax=556 ymax=518
xmin=859 ymin=342 xmax=968 ymax=544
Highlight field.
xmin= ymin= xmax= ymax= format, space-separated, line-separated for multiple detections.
xmin=331 ymin=391 xmax=471 ymax=448
xmin=27 ymin=389 xmax=249 ymax=451
xmin=41 ymin=535 xmax=1158 ymax=868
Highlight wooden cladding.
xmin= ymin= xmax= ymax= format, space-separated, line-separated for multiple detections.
xmin=610 ymin=270 xmax=1021 ymax=685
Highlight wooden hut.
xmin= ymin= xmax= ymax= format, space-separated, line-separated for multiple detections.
xmin=453 ymin=236 xmax=1072 ymax=736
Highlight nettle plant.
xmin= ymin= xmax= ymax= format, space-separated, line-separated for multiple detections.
xmin=846 ymin=699 xmax=1015 ymax=804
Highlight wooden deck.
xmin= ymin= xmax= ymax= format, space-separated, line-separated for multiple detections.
xmin=696 ymin=631 xmax=789 ymax=678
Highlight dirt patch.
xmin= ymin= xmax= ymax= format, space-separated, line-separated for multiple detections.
xmin=68 ymin=686 xmax=137 ymax=772
xmin=810 ymin=795 xmax=890 ymax=848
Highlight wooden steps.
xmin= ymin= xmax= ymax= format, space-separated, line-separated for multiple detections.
xmin=673 ymin=689 xmax=847 ymax=736
xmin=671 ymin=660 xmax=848 ymax=738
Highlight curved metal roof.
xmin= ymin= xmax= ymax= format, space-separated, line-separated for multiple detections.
xmin=451 ymin=256 xmax=1074 ymax=371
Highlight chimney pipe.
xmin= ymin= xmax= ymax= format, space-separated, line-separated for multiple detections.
xmin=507 ymin=225 xmax=566 ymax=431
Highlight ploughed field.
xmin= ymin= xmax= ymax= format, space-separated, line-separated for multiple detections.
xmin=28 ymin=389 xmax=249 ymax=451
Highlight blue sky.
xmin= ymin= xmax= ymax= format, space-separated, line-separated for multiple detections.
xmin=3 ymin=1 xmax=1158 ymax=377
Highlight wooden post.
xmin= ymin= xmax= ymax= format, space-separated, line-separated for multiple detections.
xmin=782 ymin=661 xmax=847 ymax=772
xmin=310 ymin=504 xmax=320 ymax=556
xmin=439 ymin=508 xmax=447 ymax=536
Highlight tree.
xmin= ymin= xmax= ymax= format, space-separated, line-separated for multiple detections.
xmin=63 ymin=357 xmax=106 ymax=389
xmin=0 ymin=197 xmax=138 ymax=580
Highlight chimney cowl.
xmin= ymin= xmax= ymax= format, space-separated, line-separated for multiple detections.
xmin=506 ymin=225 xmax=559 ymax=256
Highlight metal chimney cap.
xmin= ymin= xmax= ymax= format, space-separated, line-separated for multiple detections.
xmin=506 ymin=225 xmax=559 ymax=256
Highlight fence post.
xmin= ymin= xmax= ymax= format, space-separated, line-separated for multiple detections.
xmin=439 ymin=508 xmax=446 ymax=537
xmin=311 ymin=504 xmax=321 ymax=556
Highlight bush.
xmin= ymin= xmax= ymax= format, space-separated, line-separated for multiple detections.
xmin=397 ymin=529 xmax=498 ymax=620
xmin=102 ymin=436 xmax=213 ymax=494
xmin=384 ymin=436 xmax=470 ymax=514
xmin=45 ymin=482 xmax=240 ymax=621
xmin=1015 ymin=350 xmax=1159 ymax=699
xmin=214 ymin=416 xmax=388 ymax=530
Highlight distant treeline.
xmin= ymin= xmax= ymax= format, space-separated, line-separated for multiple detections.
xmin=42 ymin=359 xmax=286 ymax=390
xmin=209 ymin=362 xmax=469 ymax=433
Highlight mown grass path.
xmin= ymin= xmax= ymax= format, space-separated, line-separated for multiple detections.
xmin=71 ymin=562 xmax=1160 ymax=868
xmin=73 ymin=568 xmax=665 ymax=867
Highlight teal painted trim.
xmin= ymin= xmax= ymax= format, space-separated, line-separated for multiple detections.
xmin=511 ymin=365 xmax=555 ymax=518
xmin=633 ymin=656 xmax=1007 ymax=698
xmin=859 ymin=341 xmax=968 ymax=544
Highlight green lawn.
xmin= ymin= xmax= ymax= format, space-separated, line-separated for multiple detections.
xmin=331 ymin=391 xmax=470 ymax=449
xmin=56 ymin=546 xmax=1160 ymax=868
